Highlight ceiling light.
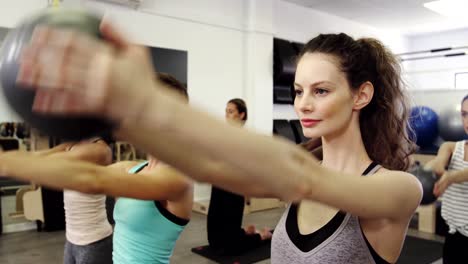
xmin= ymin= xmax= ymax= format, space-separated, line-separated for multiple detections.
xmin=424 ymin=0 xmax=468 ymax=18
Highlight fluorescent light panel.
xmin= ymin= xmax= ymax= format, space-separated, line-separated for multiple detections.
xmin=424 ymin=0 xmax=468 ymax=18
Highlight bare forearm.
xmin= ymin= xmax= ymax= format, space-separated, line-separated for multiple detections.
xmin=452 ymin=169 xmax=468 ymax=183
xmin=436 ymin=142 xmax=455 ymax=165
xmin=0 ymin=152 xmax=100 ymax=193
xmin=117 ymin=89 xmax=316 ymax=201
xmin=425 ymin=142 xmax=455 ymax=171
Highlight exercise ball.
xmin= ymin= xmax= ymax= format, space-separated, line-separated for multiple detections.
xmin=408 ymin=162 xmax=438 ymax=205
xmin=438 ymin=106 xmax=468 ymax=141
xmin=0 ymin=9 xmax=114 ymax=140
xmin=409 ymin=106 xmax=439 ymax=147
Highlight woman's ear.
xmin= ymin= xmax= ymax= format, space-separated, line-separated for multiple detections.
xmin=353 ymin=81 xmax=374 ymax=110
xmin=240 ymin=112 xmax=246 ymax=121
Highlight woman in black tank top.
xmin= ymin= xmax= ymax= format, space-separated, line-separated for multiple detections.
xmin=207 ymin=99 xmax=272 ymax=255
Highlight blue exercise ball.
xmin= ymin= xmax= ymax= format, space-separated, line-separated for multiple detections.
xmin=409 ymin=106 xmax=439 ymax=147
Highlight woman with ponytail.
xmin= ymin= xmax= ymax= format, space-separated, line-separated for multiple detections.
xmin=10 ymin=23 xmax=422 ymax=263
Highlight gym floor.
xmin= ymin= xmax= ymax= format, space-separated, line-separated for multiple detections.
xmin=0 ymin=208 xmax=444 ymax=264
xmin=0 ymin=208 xmax=283 ymax=264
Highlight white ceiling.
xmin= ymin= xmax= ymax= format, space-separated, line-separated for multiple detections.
xmin=283 ymin=0 xmax=468 ymax=35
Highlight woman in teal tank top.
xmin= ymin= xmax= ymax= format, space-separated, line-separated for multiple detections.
xmin=110 ymin=157 xmax=192 ymax=264
xmin=0 ymin=73 xmax=193 ymax=264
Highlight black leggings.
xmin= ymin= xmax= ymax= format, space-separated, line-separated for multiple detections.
xmin=207 ymin=186 xmax=264 ymax=255
xmin=443 ymin=232 xmax=468 ymax=264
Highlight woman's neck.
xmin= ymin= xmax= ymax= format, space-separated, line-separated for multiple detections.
xmin=321 ymin=117 xmax=372 ymax=175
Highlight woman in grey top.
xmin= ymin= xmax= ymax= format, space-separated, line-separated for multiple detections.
xmin=11 ymin=21 xmax=422 ymax=264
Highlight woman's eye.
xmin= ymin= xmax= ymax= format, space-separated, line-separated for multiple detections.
xmin=315 ymin=88 xmax=328 ymax=95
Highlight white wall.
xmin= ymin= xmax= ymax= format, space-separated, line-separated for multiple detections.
xmin=242 ymin=0 xmax=274 ymax=134
xmin=407 ymin=28 xmax=468 ymax=51
xmin=0 ymin=9 xmax=25 ymax=122
xmin=403 ymin=28 xmax=468 ymax=91
xmin=138 ymin=0 xmax=247 ymax=31
xmin=272 ymin=0 xmax=410 ymax=120
xmin=410 ymin=90 xmax=467 ymax=114
xmin=273 ymin=0 xmax=408 ymax=53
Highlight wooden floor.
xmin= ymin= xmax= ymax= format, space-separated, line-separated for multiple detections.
xmin=0 ymin=208 xmax=445 ymax=264
xmin=0 ymin=208 xmax=284 ymax=264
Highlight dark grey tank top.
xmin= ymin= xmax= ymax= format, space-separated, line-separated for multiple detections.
xmin=271 ymin=163 xmax=382 ymax=264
